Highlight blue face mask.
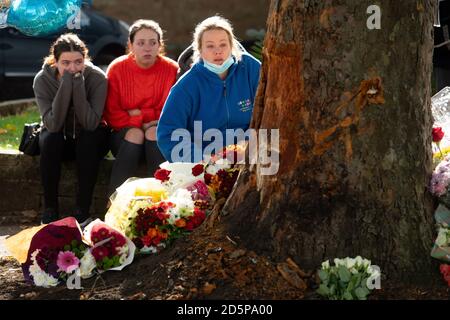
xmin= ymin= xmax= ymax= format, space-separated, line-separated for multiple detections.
xmin=203 ymin=55 xmax=234 ymax=75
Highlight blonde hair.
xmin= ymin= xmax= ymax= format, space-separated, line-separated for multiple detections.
xmin=192 ymin=15 xmax=243 ymax=63
xmin=128 ymin=19 xmax=166 ymax=56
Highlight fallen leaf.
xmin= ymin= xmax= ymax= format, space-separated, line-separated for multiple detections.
xmin=127 ymin=292 xmax=147 ymax=300
xmin=277 ymin=263 xmax=307 ymax=290
xmin=286 ymin=257 xmax=308 ymax=277
xmin=202 ymin=282 xmax=216 ymax=295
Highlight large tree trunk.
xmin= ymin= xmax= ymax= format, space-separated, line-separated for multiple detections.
xmin=223 ymin=0 xmax=437 ymax=283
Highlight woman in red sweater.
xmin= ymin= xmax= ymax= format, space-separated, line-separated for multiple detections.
xmin=104 ymin=19 xmax=179 ymax=196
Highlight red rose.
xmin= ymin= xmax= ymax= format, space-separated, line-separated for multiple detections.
xmin=152 ymin=236 xmax=161 ymax=246
xmin=156 ymin=211 xmax=169 ymax=222
xmin=110 ymin=233 xmax=126 ymax=248
xmin=192 ymin=164 xmax=204 ymax=177
xmin=433 ymin=127 xmax=445 ymax=143
xmin=204 ymin=173 xmax=213 ymax=185
xmin=194 ymin=208 xmax=206 ymax=220
xmin=91 ymin=246 xmax=109 ymax=261
xmin=185 ymin=221 xmax=195 ymax=231
xmin=440 ymin=264 xmax=450 ymax=286
xmin=141 ymin=235 xmax=153 ymax=247
xmin=154 ymin=169 xmax=171 ymax=182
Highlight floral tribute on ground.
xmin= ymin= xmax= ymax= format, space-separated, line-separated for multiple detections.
xmin=4 ymin=145 xmax=244 ymax=287
xmin=4 ymin=217 xmax=135 ymax=288
xmin=430 ymin=127 xmax=450 ymax=287
xmin=105 ymin=145 xmax=243 ymax=254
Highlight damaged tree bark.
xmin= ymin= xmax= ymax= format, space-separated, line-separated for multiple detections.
xmin=223 ymin=0 xmax=437 ymax=283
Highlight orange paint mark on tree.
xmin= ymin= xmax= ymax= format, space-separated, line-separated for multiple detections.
xmin=343 ymin=132 xmax=353 ymax=159
xmin=313 ymin=125 xmax=337 ymax=156
xmin=340 ymin=116 xmax=353 ymax=128
xmin=313 ymin=77 xmax=385 ymax=160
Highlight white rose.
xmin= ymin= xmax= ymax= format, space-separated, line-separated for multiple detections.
xmin=362 ymin=258 xmax=371 ymax=268
xmin=334 ymin=258 xmax=343 ymax=267
xmin=206 ymin=164 xmax=219 ymax=175
xmin=79 ymin=251 xmax=97 ymax=279
xmin=345 ymin=257 xmax=356 ymax=269
xmin=436 ymin=228 xmax=450 ymax=246
xmin=350 ymin=267 xmax=358 ymax=274
xmin=355 ymin=256 xmax=363 ymax=267
xmin=321 ymin=260 xmax=330 ymax=270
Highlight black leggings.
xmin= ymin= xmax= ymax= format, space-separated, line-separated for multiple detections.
xmin=39 ymin=127 xmax=110 ymax=213
xmin=108 ymin=127 xmax=165 ymax=196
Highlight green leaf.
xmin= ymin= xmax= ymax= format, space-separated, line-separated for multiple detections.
xmin=353 ymin=273 xmax=362 ymax=287
xmin=318 ymin=270 xmax=329 ymax=281
xmin=104 ymin=259 xmax=113 ymax=270
xmin=347 ymin=279 xmax=355 ymax=292
xmin=316 ymin=284 xmax=330 ymax=297
xmin=329 ymin=284 xmax=336 ymax=296
xmin=72 ymin=248 xmax=80 ymax=257
xmin=71 ymin=240 xmax=78 ymax=248
xmin=348 ymin=273 xmax=362 ymax=292
xmin=355 ymin=286 xmax=370 ymax=300
xmin=63 ymin=245 xmax=71 ymax=251
xmin=343 ymin=291 xmax=354 ymax=300
xmin=338 ymin=266 xmax=351 ymax=282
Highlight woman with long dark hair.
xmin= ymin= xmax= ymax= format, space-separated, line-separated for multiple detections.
xmin=33 ymin=33 xmax=109 ymax=225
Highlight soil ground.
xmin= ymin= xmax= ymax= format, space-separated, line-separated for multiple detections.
xmin=0 ymin=219 xmax=449 ymax=301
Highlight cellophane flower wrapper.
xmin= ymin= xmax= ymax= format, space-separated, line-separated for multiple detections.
xmin=14 ymin=217 xmax=90 ymax=287
xmin=105 ymin=177 xmax=168 ymax=234
xmin=83 ymin=219 xmax=135 ymax=272
xmin=431 ymin=204 xmax=450 ymax=263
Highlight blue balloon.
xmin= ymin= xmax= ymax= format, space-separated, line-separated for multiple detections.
xmin=6 ymin=0 xmax=82 ymax=37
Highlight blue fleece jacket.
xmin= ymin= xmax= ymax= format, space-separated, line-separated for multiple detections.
xmin=157 ymin=53 xmax=261 ymax=162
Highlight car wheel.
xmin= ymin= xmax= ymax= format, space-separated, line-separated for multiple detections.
xmin=94 ymin=53 xmax=117 ymax=72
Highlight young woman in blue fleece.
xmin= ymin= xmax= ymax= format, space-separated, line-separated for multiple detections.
xmin=157 ymin=15 xmax=261 ymax=162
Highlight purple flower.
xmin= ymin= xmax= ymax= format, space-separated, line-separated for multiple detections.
xmin=187 ymin=180 xmax=211 ymax=201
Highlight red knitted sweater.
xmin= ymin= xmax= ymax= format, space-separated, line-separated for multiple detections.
xmin=104 ymin=54 xmax=179 ymax=131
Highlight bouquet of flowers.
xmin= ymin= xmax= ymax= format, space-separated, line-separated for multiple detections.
xmin=5 ymin=217 xmax=95 ymax=287
xmin=316 ymin=256 xmax=380 ymax=300
xmin=105 ymin=177 xmax=168 ymax=235
xmin=430 ymin=204 xmax=450 ymax=263
xmin=111 ymin=186 xmax=206 ymax=254
xmin=83 ymin=219 xmax=135 ymax=272
xmin=104 ymin=144 xmax=245 ymax=255
xmin=154 ymin=162 xmax=212 ymax=208
xmin=130 ymin=196 xmax=206 ymax=253
xmin=430 ymin=157 xmax=450 ymax=208
xmin=155 ymin=162 xmax=208 ymax=194
xmin=440 ymin=264 xmax=450 ymax=287
xmin=203 ymin=144 xmax=245 ymax=200
xmin=105 ymin=162 xmax=210 ymax=254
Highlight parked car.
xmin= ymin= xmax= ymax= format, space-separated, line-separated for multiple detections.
xmin=0 ymin=2 xmax=128 ymax=101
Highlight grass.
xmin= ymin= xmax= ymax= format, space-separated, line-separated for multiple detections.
xmin=0 ymin=106 xmax=41 ymax=151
